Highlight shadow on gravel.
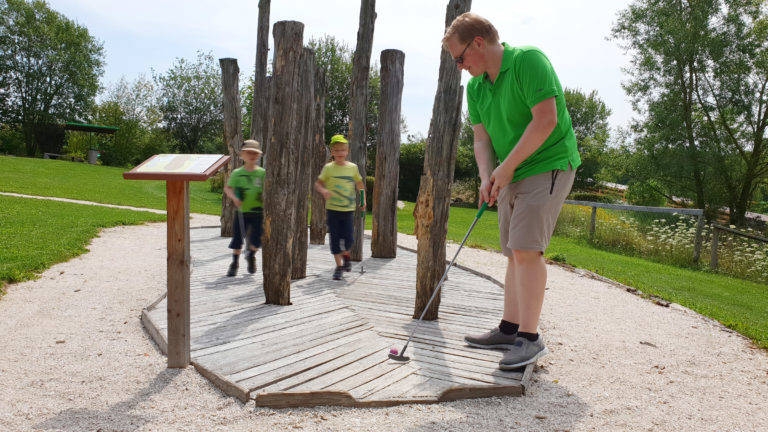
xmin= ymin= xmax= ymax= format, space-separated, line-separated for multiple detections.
xmin=34 ymin=370 xmax=181 ymax=432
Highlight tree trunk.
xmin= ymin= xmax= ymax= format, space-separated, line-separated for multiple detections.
xmin=219 ymin=58 xmax=243 ymax=238
xmin=413 ymin=0 xmax=470 ymax=321
xmin=347 ymin=0 xmax=376 ymax=261
xmin=310 ymin=67 xmax=328 ymax=245
xmin=249 ymin=0 xmax=271 ymax=152
xmin=291 ymin=48 xmax=315 ymax=280
xmin=262 ymin=21 xmax=304 ymax=305
xmin=371 ymin=49 xmax=405 ymax=258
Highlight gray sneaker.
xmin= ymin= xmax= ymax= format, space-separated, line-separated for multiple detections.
xmin=464 ymin=327 xmax=518 ymax=350
xmin=498 ymin=335 xmax=549 ymax=370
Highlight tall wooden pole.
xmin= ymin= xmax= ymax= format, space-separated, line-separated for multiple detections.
xmin=372 ymin=49 xmax=405 ymax=258
xmin=413 ymin=0 xmax=471 ymax=320
xmin=348 ymin=0 xmax=376 ymax=261
xmin=310 ymin=66 xmax=328 ymax=245
xmin=220 ymin=58 xmax=243 ymax=238
xmin=291 ymin=48 xmax=315 ymax=280
xmin=262 ymin=21 xmax=304 ymax=305
xmin=250 ymin=0 xmax=271 ymax=150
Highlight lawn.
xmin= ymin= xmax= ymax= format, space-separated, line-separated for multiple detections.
xmin=0 ymin=155 xmax=222 ymax=214
xmin=0 ymin=194 xmax=165 ymax=286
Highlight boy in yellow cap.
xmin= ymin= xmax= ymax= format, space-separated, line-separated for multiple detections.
xmin=223 ymin=140 xmax=265 ymax=276
xmin=314 ymin=134 xmax=366 ymax=280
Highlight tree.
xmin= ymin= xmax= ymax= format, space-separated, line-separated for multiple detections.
xmin=154 ymin=51 xmax=223 ymax=154
xmin=611 ymin=0 xmax=768 ymax=225
xmin=564 ymin=87 xmax=612 ymax=190
xmin=307 ymin=35 xmax=381 ymax=169
xmin=454 ymin=111 xmax=479 ymax=202
xmin=0 ymin=0 xmax=104 ymax=156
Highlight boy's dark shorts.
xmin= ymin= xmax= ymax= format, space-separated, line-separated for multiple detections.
xmin=229 ymin=210 xmax=263 ymax=250
xmin=327 ymin=209 xmax=354 ymax=255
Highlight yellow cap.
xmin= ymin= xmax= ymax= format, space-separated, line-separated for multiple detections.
xmin=329 ymin=134 xmax=348 ymax=146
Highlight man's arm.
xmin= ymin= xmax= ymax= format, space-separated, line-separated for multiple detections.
xmin=473 ymin=123 xmax=495 ymax=207
xmin=489 ymin=96 xmax=557 ymax=204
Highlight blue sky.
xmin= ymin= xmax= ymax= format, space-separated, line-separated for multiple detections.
xmin=49 ymin=0 xmax=635 ymax=138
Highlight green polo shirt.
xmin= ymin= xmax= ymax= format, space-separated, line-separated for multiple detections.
xmin=227 ymin=166 xmax=265 ymax=213
xmin=467 ymin=43 xmax=581 ymax=183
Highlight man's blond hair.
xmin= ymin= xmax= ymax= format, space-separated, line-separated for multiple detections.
xmin=442 ymin=12 xmax=499 ymax=48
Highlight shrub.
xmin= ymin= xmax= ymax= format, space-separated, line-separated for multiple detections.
xmin=208 ymin=172 xmax=225 ymax=193
xmin=398 ymin=141 xmax=425 ymax=201
xmin=626 ymin=180 xmax=666 ymax=207
xmin=568 ymin=192 xmax=616 ymax=204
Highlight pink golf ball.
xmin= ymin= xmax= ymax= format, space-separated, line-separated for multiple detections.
xmin=389 ymin=348 xmax=398 ymax=355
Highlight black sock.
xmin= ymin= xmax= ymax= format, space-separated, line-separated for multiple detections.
xmin=518 ymin=331 xmax=538 ymax=342
xmin=232 ymin=254 xmax=239 ymax=263
xmin=246 ymin=250 xmax=255 ymax=258
xmin=499 ymin=320 xmax=519 ymax=335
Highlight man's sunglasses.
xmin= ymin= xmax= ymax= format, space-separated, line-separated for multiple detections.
xmin=455 ymin=39 xmax=473 ymax=65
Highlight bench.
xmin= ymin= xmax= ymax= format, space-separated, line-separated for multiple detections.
xmin=43 ymin=153 xmax=84 ymax=162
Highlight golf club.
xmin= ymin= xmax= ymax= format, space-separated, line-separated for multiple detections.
xmin=360 ymin=189 xmax=365 ymax=274
xmin=388 ymin=201 xmax=489 ymax=362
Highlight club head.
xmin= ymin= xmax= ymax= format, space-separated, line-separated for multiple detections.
xmin=388 ymin=353 xmax=410 ymax=362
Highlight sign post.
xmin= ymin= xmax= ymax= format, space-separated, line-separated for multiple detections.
xmin=124 ymin=154 xmax=230 ymax=368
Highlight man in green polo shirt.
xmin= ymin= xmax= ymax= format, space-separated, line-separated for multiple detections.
xmin=443 ymin=12 xmax=581 ymax=370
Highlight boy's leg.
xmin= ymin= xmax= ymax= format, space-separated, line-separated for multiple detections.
xmin=328 ymin=210 xmax=345 ymax=280
xmin=227 ymin=211 xmax=244 ymax=276
xmin=246 ymin=212 xmax=263 ymax=274
xmin=341 ymin=211 xmax=354 ymax=271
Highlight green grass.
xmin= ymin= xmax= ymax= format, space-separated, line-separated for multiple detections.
xmin=0 ymin=194 xmax=165 ymax=285
xmin=0 ymin=156 xmax=222 ymax=214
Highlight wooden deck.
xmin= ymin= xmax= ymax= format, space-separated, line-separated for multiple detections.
xmin=142 ymin=227 xmax=533 ymax=407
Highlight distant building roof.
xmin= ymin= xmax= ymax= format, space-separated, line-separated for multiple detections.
xmin=64 ymin=122 xmax=119 ymax=134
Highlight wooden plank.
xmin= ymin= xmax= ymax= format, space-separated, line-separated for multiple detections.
xmin=349 ymin=363 xmax=419 ymax=400
xmin=289 ymin=349 xmax=392 ymax=392
xmin=232 ymin=332 xmax=383 ymax=387
xmin=247 ymin=340 xmax=390 ymax=394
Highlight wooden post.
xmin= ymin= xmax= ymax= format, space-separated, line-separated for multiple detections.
xmin=219 ymin=58 xmax=243 ymax=238
xmin=250 ymin=0 xmax=271 ymax=149
xmin=310 ymin=67 xmax=328 ymax=245
xmin=413 ymin=0 xmax=471 ymax=321
xmin=372 ymin=49 xmax=405 ymax=258
xmin=348 ymin=0 xmax=376 ymax=262
xmin=693 ymin=213 xmax=704 ymax=264
xmin=166 ymin=180 xmax=190 ymax=367
xmin=291 ymin=48 xmax=315 ymax=280
xmin=262 ymin=21 xmax=304 ymax=305
xmin=589 ymin=206 xmax=597 ymax=242
xmin=710 ymin=225 xmax=719 ymax=270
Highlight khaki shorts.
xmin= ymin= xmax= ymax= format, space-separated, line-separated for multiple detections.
xmin=497 ymin=168 xmax=575 ymax=255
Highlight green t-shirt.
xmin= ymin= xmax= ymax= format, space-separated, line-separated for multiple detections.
xmin=318 ymin=161 xmax=363 ymax=212
xmin=227 ymin=166 xmax=265 ymax=213
xmin=467 ymin=43 xmax=581 ymax=183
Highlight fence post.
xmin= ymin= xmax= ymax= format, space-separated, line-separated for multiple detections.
xmin=693 ymin=213 xmax=704 ymax=264
xmin=589 ymin=206 xmax=597 ymax=242
xmin=710 ymin=225 xmax=719 ymax=270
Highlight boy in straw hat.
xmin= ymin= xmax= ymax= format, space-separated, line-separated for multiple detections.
xmin=223 ymin=140 xmax=265 ymax=277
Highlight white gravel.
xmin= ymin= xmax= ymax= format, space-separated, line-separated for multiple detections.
xmin=1 ymin=214 xmax=767 ymax=431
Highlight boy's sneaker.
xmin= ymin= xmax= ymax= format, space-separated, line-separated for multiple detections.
xmin=333 ymin=266 xmax=344 ymax=280
xmin=226 ymin=262 xmax=238 ymax=277
xmin=246 ymin=253 xmax=256 ymax=274
xmin=342 ymin=255 xmax=351 ymax=272
xmin=498 ymin=335 xmax=549 ymax=370
xmin=464 ymin=327 xmax=518 ymax=350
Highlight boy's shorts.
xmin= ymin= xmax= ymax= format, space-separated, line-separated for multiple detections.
xmin=229 ymin=211 xmax=263 ymax=250
xmin=497 ymin=168 xmax=575 ymax=256
xmin=327 ymin=209 xmax=354 ymax=255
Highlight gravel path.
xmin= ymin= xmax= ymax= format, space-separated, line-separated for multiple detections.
xmin=1 ymin=214 xmax=767 ymax=431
